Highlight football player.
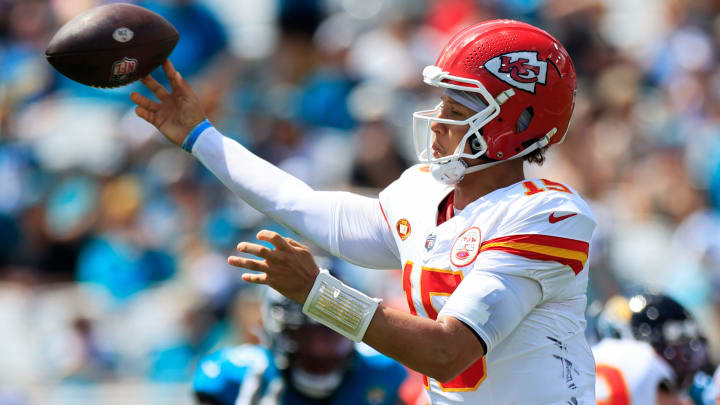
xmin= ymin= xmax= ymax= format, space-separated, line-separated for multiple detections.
xmin=132 ymin=20 xmax=596 ymax=404
xmin=192 ymin=288 xmax=407 ymax=405
xmin=593 ymin=294 xmax=708 ymax=405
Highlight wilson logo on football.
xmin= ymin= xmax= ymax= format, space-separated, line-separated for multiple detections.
xmin=451 ymin=227 xmax=481 ymax=267
xmin=485 ymin=51 xmax=548 ymax=93
xmin=111 ymin=57 xmax=138 ymax=79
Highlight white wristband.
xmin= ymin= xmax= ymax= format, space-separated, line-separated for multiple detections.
xmin=302 ymin=269 xmax=381 ymax=342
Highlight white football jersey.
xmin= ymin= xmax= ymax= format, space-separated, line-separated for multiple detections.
xmin=592 ymin=338 xmax=675 ymax=405
xmin=379 ymin=165 xmax=597 ymax=405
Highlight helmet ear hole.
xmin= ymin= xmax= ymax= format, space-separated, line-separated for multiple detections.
xmin=515 ymin=107 xmax=534 ymax=133
xmin=469 ymin=133 xmax=484 ymax=153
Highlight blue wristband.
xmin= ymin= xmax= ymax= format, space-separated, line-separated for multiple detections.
xmin=181 ymin=119 xmax=212 ymax=153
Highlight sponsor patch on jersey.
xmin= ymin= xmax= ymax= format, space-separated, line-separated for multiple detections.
xmin=451 ymin=227 xmax=481 ymax=267
xmin=419 ymin=165 xmax=430 ymax=173
xmin=485 ymin=51 xmax=548 ymax=93
xmin=396 ymin=218 xmax=411 ymax=240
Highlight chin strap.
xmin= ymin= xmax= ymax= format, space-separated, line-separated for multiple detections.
xmin=430 ymin=159 xmax=468 ymax=184
xmin=430 ymin=127 xmax=557 ymax=185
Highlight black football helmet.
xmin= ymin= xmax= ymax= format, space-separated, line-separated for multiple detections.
xmin=260 ymin=288 xmax=354 ymax=399
xmin=628 ymin=293 xmax=708 ymax=390
xmin=595 ymin=295 xmax=634 ymax=341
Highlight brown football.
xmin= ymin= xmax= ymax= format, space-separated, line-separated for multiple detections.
xmin=45 ymin=3 xmax=179 ymax=88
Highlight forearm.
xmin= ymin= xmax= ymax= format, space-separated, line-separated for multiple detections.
xmin=191 ymin=126 xmax=315 ymax=223
xmin=190 ymin=126 xmax=399 ymax=268
xmin=349 ymin=272 xmax=541 ymax=381
xmin=363 ymin=305 xmax=484 ymax=382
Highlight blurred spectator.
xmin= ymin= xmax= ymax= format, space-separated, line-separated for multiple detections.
xmin=350 ymin=120 xmax=409 ymax=188
xmin=76 ymin=176 xmax=175 ymax=301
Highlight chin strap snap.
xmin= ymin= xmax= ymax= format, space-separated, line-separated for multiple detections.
xmin=430 ymin=159 xmax=468 ymax=184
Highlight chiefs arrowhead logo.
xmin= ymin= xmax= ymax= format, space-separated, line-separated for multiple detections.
xmin=485 ymin=51 xmax=548 ymax=93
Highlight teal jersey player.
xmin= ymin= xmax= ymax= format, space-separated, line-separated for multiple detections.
xmin=193 ymin=289 xmax=407 ymax=405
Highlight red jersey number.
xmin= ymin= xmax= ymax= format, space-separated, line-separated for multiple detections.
xmin=522 ymin=179 xmax=573 ymax=196
xmin=402 ymin=261 xmax=487 ymax=391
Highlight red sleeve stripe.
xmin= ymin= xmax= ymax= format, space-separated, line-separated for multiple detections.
xmin=482 ymin=234 xmax=589 ymax=252
xmin=378 ymin=201 xmax=391 ymax=229
xmin=480 ymin=234 xmax=589 ymax=274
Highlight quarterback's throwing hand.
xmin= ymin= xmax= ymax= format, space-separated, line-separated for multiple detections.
xmin=228 ymin=230 xmax=320 ymax=304
xmin=130 ymin=60 xmax=207 ymax=147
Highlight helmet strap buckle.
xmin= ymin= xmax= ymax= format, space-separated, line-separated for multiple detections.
xmin=495 ymin=88 xmax=516 ymax=105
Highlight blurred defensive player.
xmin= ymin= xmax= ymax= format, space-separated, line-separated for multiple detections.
xmin=593 ymin=294 xmax=708 ymax=405
xmin=132 ymin=20 xmax=596 ymax=404
xmin=193 ymin=288 xmax=407 ymax=405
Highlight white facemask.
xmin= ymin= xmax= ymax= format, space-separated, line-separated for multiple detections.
xmin=412 ymin=67 xmax=502 ymax=185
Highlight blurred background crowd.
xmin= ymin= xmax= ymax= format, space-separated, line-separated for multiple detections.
xmin=2 ymin=0 xmax=720 ymax=403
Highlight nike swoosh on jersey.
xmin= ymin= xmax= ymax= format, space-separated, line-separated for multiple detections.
xmin=548 ymin=212 xmax=577 ymax=223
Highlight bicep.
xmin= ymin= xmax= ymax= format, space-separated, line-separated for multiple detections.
xmin=439 ymin=270 xmax=542 ymax=355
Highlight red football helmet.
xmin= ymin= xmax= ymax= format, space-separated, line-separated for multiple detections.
xmin=413 ymin=19 xmax=577 ymax=184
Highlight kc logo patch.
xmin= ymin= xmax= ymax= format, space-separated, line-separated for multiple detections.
xmin=396 ymin=218 xmax=411 ymax=241
xmin=450 ymin=227 xmax=481 ymax=267
xmin=485 ymin=51 xmax=548 ymax=93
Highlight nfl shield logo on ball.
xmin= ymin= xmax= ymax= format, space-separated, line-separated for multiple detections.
xmin=111 ymin=57 xmax=138 ymax=81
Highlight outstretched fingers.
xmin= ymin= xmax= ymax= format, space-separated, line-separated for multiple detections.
xmin=236 ymin=242 xmax=273 ymax=259
xmin=285 ymin=238 xmax=306 ymax=249
xmin=141 ymin=75 xmax=170 ymax=100
xmin=130 ymin=92 xmax=160 ymax=112
xmin=134 ymin=106 xmax=152 ymax=123
xmin=241 ymin=272 xmax=268 ymax=285
xmin=228 ymin=255 xmax=269 ymax=272
xmin=163 ymin=60 xmax=190 ymax=94
xmin=256 ymin=230 xmax=293 ymax=251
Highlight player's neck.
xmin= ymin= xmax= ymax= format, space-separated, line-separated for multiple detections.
xmin=453 ymin=159 xmax=525 ymax=210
